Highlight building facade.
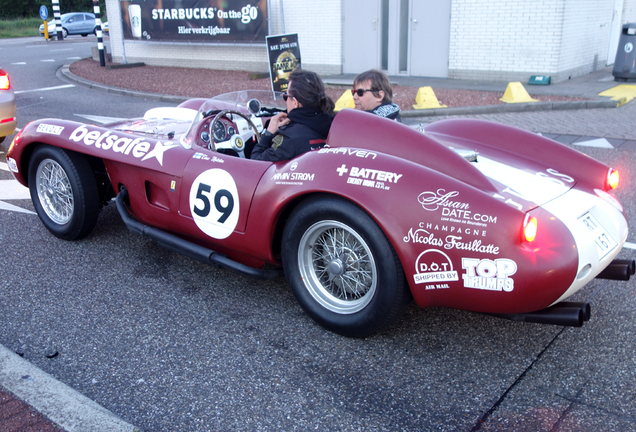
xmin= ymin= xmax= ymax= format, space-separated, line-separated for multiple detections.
xmin=105 ymin=0 xmax=636 ymax=83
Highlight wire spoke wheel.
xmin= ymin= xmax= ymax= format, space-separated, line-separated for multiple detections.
xmin=282 ymin=196 xmax=408 ymax=338
xmin=299 ymin=221 xmax=376 ymax=314
xmin=36 ymin=158 xmax=74 ymax=224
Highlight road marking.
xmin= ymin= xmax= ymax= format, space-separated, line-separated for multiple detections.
xmin=75 ymin=114 xmax=126 ymax=124
xmin=11 ymin=62 xmax=27 ymax=65
xmin=624 ymin=242 xmax=636 ymax=250
xmin=40 ymin=59 xmax=56 ymax=62
xmin=15 ymin=84 xmax=75 ymax=94
xmin=0 ymin=180 xmax=31 ymax=200
xmin=573 ymin=138 xmax=614 ymax=149
xmin=50 ymin=48 xmax=73 ymax=52
xmin=67 ymin=56 xmax=82 ymax=60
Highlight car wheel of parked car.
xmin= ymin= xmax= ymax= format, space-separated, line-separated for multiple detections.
xmin=282 ymin=195 xmax=409 ymax=338
xmin=62 ymin=28 xmax=68 ymax=38
xmin=28 ymin=145 xmax=99 ymax=240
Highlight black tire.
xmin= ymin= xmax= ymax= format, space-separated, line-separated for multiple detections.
xmin=28 ymin=145 xmax=99 ymax=240
xmin=81 ymin=33 xmax=88 ymax=37
xmin=62 ymin=28 xmax=68 ymax=38
xmin=282 ymin=195 xmax=409 ymax=338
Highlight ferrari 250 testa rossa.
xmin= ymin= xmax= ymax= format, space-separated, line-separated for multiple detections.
xmin=6 ymin=90 xmax=634 ymax=337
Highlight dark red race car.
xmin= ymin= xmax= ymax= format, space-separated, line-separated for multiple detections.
xmin=6 ymin=90 xmax=634 ymax=337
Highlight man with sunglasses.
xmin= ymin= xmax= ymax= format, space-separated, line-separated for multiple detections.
xmin=352 ymin=69 xmax=401 ymax=122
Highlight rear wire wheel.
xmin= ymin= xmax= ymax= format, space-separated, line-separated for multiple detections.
xmin=282 ymin=196 xmax=409 ymax=338
xmin=28 ymin=145 xmax=99 ymax=240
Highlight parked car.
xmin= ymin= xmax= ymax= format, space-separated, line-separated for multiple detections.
xmin=5 ymin=90 xmax=634 ymax=337
xmin=39 ymin=12 xmax=97 ymax=39
xmin=0 ymin=68 xmax=16 ymax=144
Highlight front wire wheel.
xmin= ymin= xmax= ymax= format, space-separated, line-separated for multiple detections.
xmin=35 ymin=158 xmax=74 ymax=225
xmin=28 ymin=145 xmax=99 ymax=240
xmin=283 ymin=196 xmax=409 ymax=338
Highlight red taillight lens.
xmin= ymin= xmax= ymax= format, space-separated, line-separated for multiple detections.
xmin=606 ymin=168 xmax=619 ymax=190
xmin=523 ymin=214 xmax=538 ymax=243
xmin=0 ymin=70 xmax=10 ymax=91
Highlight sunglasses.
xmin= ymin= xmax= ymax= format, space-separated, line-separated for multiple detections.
xmin=283 ymin=92 xmax=294 ymax=101
xmin=351 ymin=88 xmax=376 ymax=97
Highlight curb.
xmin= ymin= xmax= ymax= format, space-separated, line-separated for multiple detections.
xmin=61 ymin=63 xmax=618 ymax=116
xmin=0 ymin=344 xmax=141 ymax=432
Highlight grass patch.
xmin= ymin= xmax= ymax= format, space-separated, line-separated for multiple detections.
xmin=0 ymin=17 xmax=45 ymax=38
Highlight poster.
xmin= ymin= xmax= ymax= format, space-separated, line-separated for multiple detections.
xmin=119 ymin=0 xmax=267 ymax=43
xmin=266 ymin=34 xmax=301 ymax=92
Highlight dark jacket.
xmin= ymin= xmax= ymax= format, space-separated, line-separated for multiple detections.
xmin=367 ymin=102 xmax=402 ymax=122
xmin=251 ymin=107 xmax=333 ymax=162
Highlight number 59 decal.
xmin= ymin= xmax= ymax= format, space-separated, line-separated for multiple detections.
xmin=189 ymin=169 xmax=239 ymax=239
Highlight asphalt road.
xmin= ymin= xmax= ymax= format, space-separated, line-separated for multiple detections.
xmin=1 ymin=37 xmax=636 ymax=432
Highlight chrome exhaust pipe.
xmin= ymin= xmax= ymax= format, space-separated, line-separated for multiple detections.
xmin=489 ymin=302 xmax=591 ymax=327
xmin=596 ymin=259 xmax=636 ymax=281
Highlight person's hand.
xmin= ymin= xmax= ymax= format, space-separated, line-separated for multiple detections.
xmin=267 ymin=112 xmax=290 ymax=134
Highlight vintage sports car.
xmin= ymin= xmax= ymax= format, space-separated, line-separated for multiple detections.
xmin=6 ymin=90 xmax=634 ymax=337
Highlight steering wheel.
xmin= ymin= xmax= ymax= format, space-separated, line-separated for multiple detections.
xmin=208 ymin=109 xmax=261 ymax=156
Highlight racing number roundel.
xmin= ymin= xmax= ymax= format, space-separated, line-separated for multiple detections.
xmin=190 ymin=169 xmax=239 ymax=239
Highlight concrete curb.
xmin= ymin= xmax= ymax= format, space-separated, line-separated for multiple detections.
xmin=0 ymin=344 xmax=141 ymax=432
xmin=61 ymin=63 xmax=618 ymax=116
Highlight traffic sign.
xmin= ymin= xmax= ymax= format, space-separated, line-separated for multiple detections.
xmin=39 ymin=5 xmax=48 ymax=20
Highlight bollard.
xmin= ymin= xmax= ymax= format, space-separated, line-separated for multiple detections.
xmin=93 ymin=0 xmax=106 ymax=66
xmin=52 ymin=0 xmax=63 ymax=40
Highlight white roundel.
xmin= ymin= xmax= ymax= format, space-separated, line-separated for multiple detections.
xmin=626 ymin=42 xmax=633 ymax=53
xmin=189 ymin=169 xmax=239 ymax=239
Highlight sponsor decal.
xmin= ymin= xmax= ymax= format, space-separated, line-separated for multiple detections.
xmin=36 ymin=124 xmax=64 ymax=135
xmin=418 ymin=189 xmax=497 ymax=226
xmin=336 ymin=164 xmax=402 ymax=191
xmin=190 ymin=169 xmax=239 ymax=240
xmin=69 ymin=124 xmax=178 ymax=166
xmin=403 ymin=223 xmax=499 ymax=254
xmin=413 ymin=249 xmax=459 ymax=285
xmin=318 ymin=148 xmax=378 ymax=159
xmin=6 ymin=157 xmax=18 ymax=173
xmin=193 ymin=152 xmax=210 ymax=160
xmin=462 ymin=258 xmax=516 ymax=292
xmin=170 ymin=180 xmax=176 ymax=192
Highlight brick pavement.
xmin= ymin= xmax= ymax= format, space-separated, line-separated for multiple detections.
xmin=0 ymin=387 xmax=62 ymax=432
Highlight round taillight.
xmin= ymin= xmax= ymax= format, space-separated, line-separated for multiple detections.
xmin=523 ymin=214 xmax=538 ymax=243
xmin=607 ymin=168 xmax=619 ymax=190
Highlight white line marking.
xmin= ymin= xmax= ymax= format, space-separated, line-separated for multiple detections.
xmin=75 ymin=114 xmax=126 ymax=124
xmin=40 ymin=59 xmax=56 ymax=62
xmin=50 ymin=48 xmax=73 ymax=52
xmin=67 ymin=56 xmax=82 ymax=60
xmin=573 ymin=138 xmax=614 ymax=149
xmin=624 ymin=242 xmax=636 ymax=250
xmin=15 ymin=84 xmax=74 ymax=94
xmin=0 ymin=161 xmax=8 ymax=171
xmin=0 ymin=201 xmax=36 ymax=215
xmin=0 ymin=180 xmax=31 ymax=200
xmin=10 ymin=62 xmax=27 ymax=65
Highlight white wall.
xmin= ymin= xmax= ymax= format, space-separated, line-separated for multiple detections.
xmin=449 ymin=0 xmax=618 ymax=82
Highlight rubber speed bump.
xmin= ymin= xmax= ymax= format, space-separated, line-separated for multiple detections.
xmin=499 ymin=82 xmax=539 ymax=103
xmin=412 ymin=87 xmax=447 ymax=109
xmin=598 ymin=85 xmax=636 ymax=107
xmin=334 ymin=90 xmax=354 ymax=112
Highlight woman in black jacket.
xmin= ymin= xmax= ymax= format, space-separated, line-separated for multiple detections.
xmin=251 ymin=70 xmax=334 ymax=162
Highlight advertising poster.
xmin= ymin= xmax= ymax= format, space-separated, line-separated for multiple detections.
xmin=266 ymin=34 xmax=301 ymax=92
xmin=119 ymin=0 xmax=267 ymax=43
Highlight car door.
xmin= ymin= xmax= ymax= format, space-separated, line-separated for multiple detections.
xmin=83 ymin=14 xmax=95 ymax=34
xmin=65 ymin=13 xmax=82 ymax=35
xmin=178 ymin=148 xmax=271 ymax=248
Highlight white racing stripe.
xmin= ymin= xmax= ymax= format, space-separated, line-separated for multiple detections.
xmin=624 ymin=242 xmax=636 ymax=250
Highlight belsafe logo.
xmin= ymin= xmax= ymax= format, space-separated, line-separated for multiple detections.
xmin=68 ymin=124 xmax=178 ymax=166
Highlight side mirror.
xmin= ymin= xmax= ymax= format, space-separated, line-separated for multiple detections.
xmin=247 ymin=98 xmax=261 ymax=114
